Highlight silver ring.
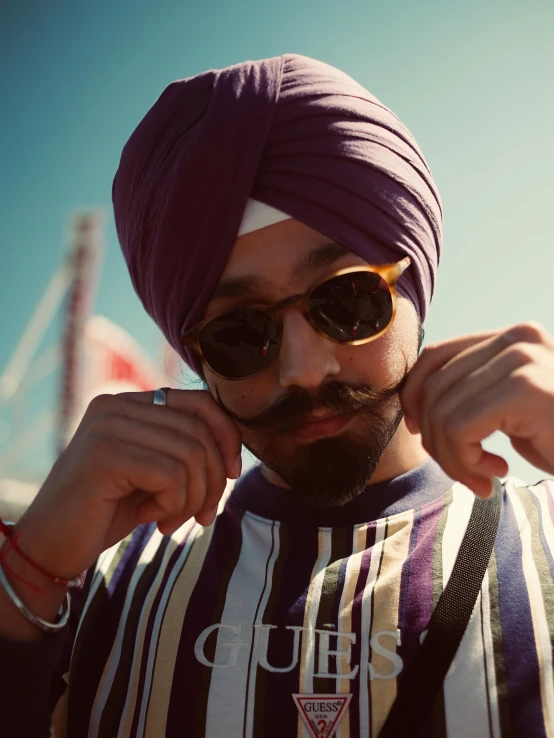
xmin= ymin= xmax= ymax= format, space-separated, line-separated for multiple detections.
xmin=153 ymin=387 xmax=171 ymax=406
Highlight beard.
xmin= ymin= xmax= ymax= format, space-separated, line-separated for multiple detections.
xmin=214 ymin=379 xmax=405 ymax=507
xmin=256 ymin=406 xmax=403 ymax=506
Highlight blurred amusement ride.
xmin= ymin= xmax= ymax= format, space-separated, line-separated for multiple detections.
xmin=0 ymin=212 xmax=185 ymax=520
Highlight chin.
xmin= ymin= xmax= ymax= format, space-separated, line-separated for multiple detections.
xmin=247 ymin=409 xmax=402 ymax=506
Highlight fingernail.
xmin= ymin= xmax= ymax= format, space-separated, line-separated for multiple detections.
xmin=233 ymin=455 xmax=242 ymax=479
xmin=206 ymin=506 xmax=218 ymax=526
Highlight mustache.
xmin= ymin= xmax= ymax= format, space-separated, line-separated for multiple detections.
xmin=213 ymin=375 xmax=407 ymax=433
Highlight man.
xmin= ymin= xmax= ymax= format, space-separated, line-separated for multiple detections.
xmin=1 ymin=54 xmax=553 ymax=738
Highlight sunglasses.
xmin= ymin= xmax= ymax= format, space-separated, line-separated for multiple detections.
xmin=181 ymin=256 xmax=411 ymax=380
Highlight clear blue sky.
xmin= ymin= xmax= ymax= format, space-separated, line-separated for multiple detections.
xmin=1 ymin=0 xmax=553 ymax=484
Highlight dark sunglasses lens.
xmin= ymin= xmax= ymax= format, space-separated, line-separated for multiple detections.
xmin=198 ymin=309 xmax=280 ymax=378
xmin=309 ymin=271 xmax=393 ymax=341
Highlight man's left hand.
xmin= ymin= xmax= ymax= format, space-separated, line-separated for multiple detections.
xmin=400 ymin=322 xmax=554 ymax=497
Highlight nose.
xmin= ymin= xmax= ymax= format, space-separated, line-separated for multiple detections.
xmin=278 ymin=309 xmax=340 ymax=390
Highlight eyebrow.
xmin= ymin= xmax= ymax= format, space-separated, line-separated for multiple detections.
xmin=209 ymin=242 xmax=350 ymax=304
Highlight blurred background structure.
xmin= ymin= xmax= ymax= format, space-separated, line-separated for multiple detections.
xmin=1 ymin=0 xmax=553 ymax=516
xmin=0 ymin=212 xmax=183 ymax=517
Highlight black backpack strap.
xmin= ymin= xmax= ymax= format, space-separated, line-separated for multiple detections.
xmin=379 ymin=478 xmax=503 ymax=738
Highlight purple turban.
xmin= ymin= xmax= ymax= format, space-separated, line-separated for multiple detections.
xmin=113 ymin=54 xmax=442 ymax=374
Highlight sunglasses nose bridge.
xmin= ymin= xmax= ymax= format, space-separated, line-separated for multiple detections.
xmin=270 ymin=292 xmax=311 ymax=325
xmin=266 ymin=284 xmax=319 ymax=337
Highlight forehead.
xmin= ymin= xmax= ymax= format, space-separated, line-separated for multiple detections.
xmin=215 ymin=218 xmax=366 ymax=291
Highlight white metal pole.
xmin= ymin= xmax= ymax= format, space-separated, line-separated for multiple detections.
xmin=0 ymin=265 xmax=72 ymax=403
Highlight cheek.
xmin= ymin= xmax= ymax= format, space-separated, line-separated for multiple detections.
xmin=206 ymin=370 xmax=275 ymax=416
xmin=340 ymin=322 xmax=415 ymax=383
xmin=340 ymin=343 xmax=397 ymax=382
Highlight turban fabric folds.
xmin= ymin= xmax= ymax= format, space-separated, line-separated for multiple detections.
xmin=113 ymin=54 xmax=443 ymax=374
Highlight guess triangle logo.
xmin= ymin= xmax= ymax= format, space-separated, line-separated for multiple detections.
xmin=292 ymin=694 xmax=352 ymax=738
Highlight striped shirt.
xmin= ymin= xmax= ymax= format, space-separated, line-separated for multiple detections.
xmin=4 ymin=458 xmax=554 ymax=737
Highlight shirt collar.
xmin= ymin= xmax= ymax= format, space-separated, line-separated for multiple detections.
xmin=230 ymin=456 xmax=454 ymax=526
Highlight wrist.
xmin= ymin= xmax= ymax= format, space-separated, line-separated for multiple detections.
xmin=0 ymin=540 xmax=69 ymax=599
xmin=0 ymin=567 xmax=68 ymax=643
xmin=6 ymin=517 xmax=85 ymax=584
xmin=0 ymin=528 xmax=70 ymax=639
xmin=0 ymin=559 xmax=70 ymax=634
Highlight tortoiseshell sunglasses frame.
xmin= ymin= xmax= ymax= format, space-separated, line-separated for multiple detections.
xmin=180 ymin=256 xmax=411 ymax=380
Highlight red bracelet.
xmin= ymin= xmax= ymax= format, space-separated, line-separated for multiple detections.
xmin=0 ymin=520 xmax=86 ymax=592
xmin=0 ymin=533 xmax=47 ymax=595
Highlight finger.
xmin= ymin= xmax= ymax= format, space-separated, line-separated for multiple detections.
xmin=401 ymin=330 xmax=501 ymax=429
xmin=130 ymin=447 xmax=208 ymax=536
xmin=415 ymin=392 xmax=506 ymax=497
xmin=101 ymin=441 xmax=190 ymax=522
xmin=423 ymin=379 xmax=532 ymax=489
xmin=418 ymin=333 xmax=513 ymax=442
xmin=419 ymin=340 xmax=541 ymax=461
xmin=86 ymin=391 xmax=240 ymax=481
xmin=115 ymin=389 xmax=243 ymax=480
xmin=420 ymin=340 xmax=552 ymax=479
xmin=402 ymin=322 xmax=551 ymax=431
xmin=136 ymin=493 xmax=200 ymax=536
xmin=422 ymin=373 xmax=513 ymax=489
xmin=105 ymin=414 xmax=227 ymax=518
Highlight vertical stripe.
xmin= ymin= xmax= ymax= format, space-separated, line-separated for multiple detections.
xmin=313 ymin=527 xmax=351 ymax=695
xmin=441 ymin=484 xmax=475 ymax=583
xmin=336 ymin=524 xmax=368 ymax=738
xmin=397 ymin=506 xmax=420 ymax=633
xmin=486 ymin=547 xmax=512 ymax=738
xmin=348 ymin=525 xmax=376 ymax=738
xmin=441 ymin=484 xmax=494 ymax=737
xmin=480 ymin=569 xmax=502 ymax=738
xmin=543 ymin=482 xmax=554 ymax=526
xmin=495 ymin=487 xmax=545 ymax=737
xmin=297 ymin=528 xmax=333 ymax=738
xmin=428 ymin=486 xmax=451 ymax=735
xmin=140 ymin=519 xmax=213 ymax=735
xmin=166 ymin=499 xmax=245 ymax=737
xmin=128 ymin=520 xmax=200 ymax=736
xmin=430 ymin=490 xmax=454 ymax=726
xmin=244 ymin=521 xmax=280 ymax=738
xmin=204 ymin=514 xmax=279 ymax=738
xmin=432 ymin=497 xmax=448 ymax=606
xmin=252 ymin=521 xmax=319 ymax=738
xmin=530 ymin=483 xmax=554 ymax=590
xmin=358 ymin=519 xmax=387 ymax=738
xmin=250 ymin=520 xmax=290 ymax=738
xmin=100 ymin=533 xmax=174 ymax=734
xmin=67 ymin=525 xmax=157 ymax=738
xmin=397 ymin=494 xmax=447 ymax=687
xmin=517 ymin=489 xmax=554 ymax=642
xmin=369 ymin=511 xmax=414 ymax=737
xmin=72 ymin=542 xmax=123 ymax=646
xmin=88 ymin=529 xmax=165 ymax=738
xmin=511 ymin=486 xmax=554 ymax=736
xmin=71 ymin=533 xmax=136 ymax=673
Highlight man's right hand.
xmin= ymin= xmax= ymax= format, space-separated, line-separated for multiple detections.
xmin=10 ymin=389 xmax=243 ymax=583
